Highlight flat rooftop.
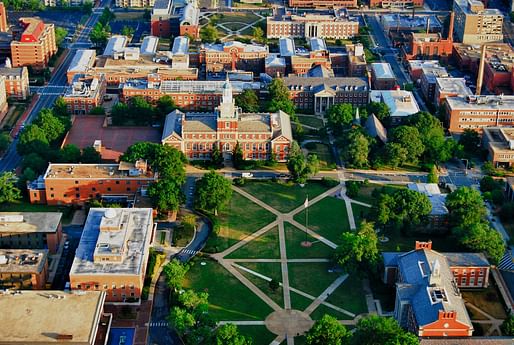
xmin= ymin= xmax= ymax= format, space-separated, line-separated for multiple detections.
xmin=0 ymin=290 xmax=105 ymax=345
xmin=484 ymin=127 xmax=514 ymax=152
xmin=436 ymin=78 xmax=472 ymax=96
xmin=446 ymin=95 xmax=514 ymax=110
xmin=0 ymin=212 xmax=62 ymax=233
xmin=44 ymin=163 xmax=155 ymax=180
xmin=68 ymin=49 xmax=96 ymax=73
xmin=0 ymin=249 xmax=48 ymax=274
xmin=70 ymin=208 xmax=153 ymax=276
xmin=370 ymin=90 xmax=419 ymax=117
xmin=371 ymin=62 xmax=395 ymax=79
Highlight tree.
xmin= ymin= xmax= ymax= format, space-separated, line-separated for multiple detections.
xmin=111 ymin=102 xmax=130 ymax=125
xmin=36 ymin=109 xmax=66 ymax=142
xmin=0 ymin=172 xmax=21 ymax=204
xmin=194 ymin=171 xmax=232 ymax=215
xmin=163 ymin=259 xmax=189 ymax=290
xmin=374 ymin=189 xmax=432 ymax=229
xmin=201 ymin=24 xmax=218 ymax=43
xmin=366 ymin=102 xmax=390 ymax=121
xmin=252 ymin=26 xmax=264 ymax=43
xmin=427 ymin=165 xmax=438 ymax=184
xmin=153 ymin=145 xmax=186 ymax=182
xmin=267 ymin=79 xmax=295 ymax=118
xmin=59 ymin=144 xmax=81 ymax=163
xmin=352 ymin=315 xmax=419 ymax=345
xmin=156 ymin=96 xmax=177 ymax=119
xmin=89 ymin=106 xmax=106 ymax=115
xmin=409 ymin=112 xmax=455 ymax=163
xmin=17 ymin=124 xmax=49 ymax=156
xmin=121 ymin=25 xmax=135 ymax=37
xmin=178 ymin=290 xmax=209 ymax=311
xmin=306 ymin=314 xmax=349 ymax=345
xmin=269 ymin=279 xmax=279 ymax=291
xmin=235 ymin=89 xmax=259 ymax=113
xmin=82 ymin=1 xmax=93 ymax=14
xmin=22 ymin=153 xmax=48 ymax=174
xmin=385 ymin=142 xmax=408 ymax=169
xmin=81 ymin=146 xmax=102 ymax=163
xmin=214 ymin=324 xmax=252 ymax=345
xmin=445 ymin=187 xmax=487 ymax=228
xmin=211 ymin=144 xmax=223 ymax=167
xmin=327 ymin=103 xmax=354 ymax=132
xmin=168 ymin=307 xmax=196 ymax=335
xmin=287 ymin=142 xmax=319 ymax=184
xmin=459 ymin=129 xmax=480 ymax=154
xmin=480 ymin=176 xmax=503 ymax=193
xmin=454 ymin=222 xmax=505 ymax=264
xmin=121 ymin=142 xmax=160 ymax=164
xmin=90 ymin=22 xmax=110 ymax=47
xmin=0 ymin=132 xmax=11 ymax=152
xmin=129 ymin=96 xmax=154 ymax=124
xmin=390 ymin=126 xmax=424 ymax=163
xmin=344 ymin=129 xmax=370 ymax=168
xmin=334 ymin=221 xmax=379 ymax=273
xmin=99 ymin=7 xmax=115 ymax=26
xmin=54 ymin=27 xmax=68 ymax=47
xmin=501 ymin=315 xmax=514 ymax=336
xmin=148 ymin=179 xmax=183 ymax=212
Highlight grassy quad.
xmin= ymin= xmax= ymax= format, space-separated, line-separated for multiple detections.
xmin=288 ymin=262 xmax=341 ymax=297
xmin=237 ymin=326 xmax=277 ymax=345
xmin=304 ymin=143 xmax=336 ymax=170
xmin=236 ymin=262 xmax=284 ymax=307
xmin=294 ymin=196 xmax=350 ymax=244
xmin=297 ymin=115 xmax=324 ymax=128
xmin=284 ymin=222 xmax=334 ymax=259
xmin=204 ymin=192 xmax=276 ymax=253
xmin=182 ymin=258 xmax=273 ymax=321
xmin=324 ymin=275 xmax=368 ymax=316
xmin=240 ymin=180 xmax=332 ymax=213
xmin=349 ymin=183 xmax=406 ymax=205
xmin=226 ymin=226 xmax=280 ymax=259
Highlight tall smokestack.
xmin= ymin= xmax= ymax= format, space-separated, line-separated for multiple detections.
xmin=476 ymin=44 xmax=487 ymax=96
xmin=426 ymin=17 xmax=430 ymax=34
xmin=448 ymin=12 xmax=454 ymax=42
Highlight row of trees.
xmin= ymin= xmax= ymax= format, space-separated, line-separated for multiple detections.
xmin=111 ymin=95 xmax=176 ymax=126
xmin=90 ymin=7 xmax=116 ymax=47
xmin=163 ymin=260 xmax=251 ymax=345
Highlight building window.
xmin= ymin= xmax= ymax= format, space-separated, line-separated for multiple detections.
xmin=461 ymin=277 xmax=467 ymax=285
xmin=75 ymin=181 xmax=79 ymax=184
xmin=116 ymin=181 xmax=120 ymax=184
xmin=107 ymin=187 xmax=111 ymax=192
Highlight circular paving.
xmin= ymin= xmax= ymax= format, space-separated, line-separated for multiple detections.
xmin=264 ymin=309 xmax=314 ymax=337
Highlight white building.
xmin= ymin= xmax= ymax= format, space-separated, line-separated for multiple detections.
xmin=370 ymin=90 xmax=420 ymax=124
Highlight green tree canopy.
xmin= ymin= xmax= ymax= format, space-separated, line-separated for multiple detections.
xmin=0 ymin=132 xmax=11 ymax=152
xmin=366 ymin=102 xmax=390 ymax=122
xmin=36 ymin=108 xmax=66 ymax=142
xmin=267 ymin=78 xmax=295 ymax=118
xmin=374 ymin=189 xmax=432 ymax=228
xmin=194 ymin=171 xmax=233 ymax=215
xmin=148 ymin=179 xmax=183 ymax=212
xmin=81 ymin=146 xmax=102 ymax=163
xmin=327 ymin=103 xmax=354 ymax=132
xmin=459 ymin=129 xmax=480 ymax=154
xmin=155 ymin=95 xmax=177 ymax=119
xmin=59 ymin=144 xmax=81 ymax=163
xmin=501 ymin=315 xmax=514 ymax=336
xmin=445 ymin=187 xmax=487 ymax=228
xmin=252 ymin=26 xmax=264 ymax=44
xmin=201 ymin=24 xmax=219 ymax=43
xmin=90 ymin=22 xmax=110 ymax=47
xmin=344 ymin=128 xmax=370 ymax=168
xmin=287 ymin=141 xmax=320 ymax=183
xmin=306 ymin=314 xmax=349 ymax=345
xmin=54 ymin=27 xmax=68 ymax=47
xmin=0 ymin=172 xmax=21 ymax=204
xmin=214 ymin=323 xmax=252 ymax=345
xmin=385 ymin=142 xmax=408 ymax=169
xmin=334 ymin=221 xmax=379 ymax=274
xmin=17 ymin=124 xmax=49 ymax=156
xmin=163 ymin=259 xmax=189 ymax=290
xmin=454 ymin=222 xmax=505 ymax=264
xmin=427 ymin=165 xmax=439 ymax=184
xmin=389 ymin=126 xmax=425 ymax=163
xmin=352 ymin=315 xmax=419 ymax=345
xmin=235 ymin=89 xmax=259 ymax=113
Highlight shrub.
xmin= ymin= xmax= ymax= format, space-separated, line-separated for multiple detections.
xmin=345 ymin=180 xmax=361 ymax=198
xmin=233 ymin=177 xmax=246 ymax=186
xmin=321 ymin=177 xmax=339 ymax=188
xmin=304 ymin=142 xmax=317 ymax=150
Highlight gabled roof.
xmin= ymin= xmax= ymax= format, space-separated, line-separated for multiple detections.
xmin=364 ymin=114 xmax=387 ymax=143
xmin=307 ymin=65 xmax=334 ymax=78
xmin=161 ymin=110 xmax=184 ymax=143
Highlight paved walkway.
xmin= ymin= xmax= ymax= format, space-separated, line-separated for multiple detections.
xmin=208 ymin=182 xmax=376 ymax=344
xmin=466 ymin=302 xmax=504 ymax=336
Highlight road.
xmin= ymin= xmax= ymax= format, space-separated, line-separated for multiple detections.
xmin=0 ymin=5 xmax=106 ymax=173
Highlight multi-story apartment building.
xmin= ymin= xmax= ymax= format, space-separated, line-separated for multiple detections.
xmin=0 ymin=2 xmax=7 ymax=32
xmin=10 ymin=18 xmax=57 ymax=69
xmin=482 ymin=127 xmax=514 ymax=168
xmin=370 ymin=63 xmax=396 ymax=90
xmin=420 ymin=64 xmax=449 ymax=102
xmin=0 ymin=76 xmax=7 ymax=122
xmin=454 ymin=0 xmax=503 ymax=45
xmin=434 ymin=77 xmax=472 ymax=106
xmin=288 ymin=0 xmax=356 ymax=7
xmin=27 ymin=161 xmax=157 ymax=205
xmin=0 ymin=290 xmax=110 ymax=345
xmin=199 ymin=41 xmax=269 ymax=74
xmin=0 ymin=249 xmax=48 ymax=289
xmin=0 ymin=212 xmax=63 ymax=254
xmin=63 ymin=74 xmax=107 ymax=115
xmin=0 ymin=66 xmax=29 ymax=100
xmin=445 ymin=95 xmax=514 ymax=134
xmin=283 ymin=76 xmax=369 ymax=115
xmin=120 ymin=79 xmax=259 ymax=110
xmin=150 ymin=0 xmax=200 ymax=39
xmin=162 ymin=81 xmax=292 ymax=162
xmin=70 ymin=208 xmax=154 ymax=303
xmin=383 ymin=241 xmax=489 ymax=337
xmin=370 ymin=0 xmax=423 ymax=7
xmin=266 ymin=11 xmax=359 ymax=39
xmin=115 ymin=0 xmax=154 ymax=6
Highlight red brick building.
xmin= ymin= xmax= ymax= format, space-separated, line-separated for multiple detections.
xmin=161 ymin=81 xmax=292 ymax=162
xmin=0 ymin=66 xmax=30 ymax=100
xmin=383 ymin=241 xmax=489 ymax=337
xmin=28 ymin=161 xmax=156 ymax=206
xmin=288 ymin=0 xmax=356 ymax=7
xmin=63 ymin=74 xmax=106 ymax=115
xmin=370 ymin=0 xmax=423 ymax=7
xmin=290 ymin=51 xmax=332 ymax=75
xmin=199 ymin=41 xmax=269 ymax=74
xmin=150 ymin=0 xmax=199 ymax=39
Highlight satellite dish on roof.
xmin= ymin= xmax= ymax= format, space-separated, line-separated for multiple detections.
xmin=104 ymin=209 xmax=117 ymax=219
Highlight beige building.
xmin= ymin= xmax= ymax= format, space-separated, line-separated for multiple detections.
xmin=482 ymin=127 xmax=514 ymax=167
xmin=0 ymin=290 xmax=110 ymax=345
xmin=454 ymin=0 xmax=503 ymax=44
xmin=0 ymin=66 xmax=30 ymax=100
xmin=115 ymin=0 xmax=155 ymax=6
xmin=10 ymin=18 xmax=57 ymax=69
xmin=70 ymin=208 xmax=154 ymax=303
xmin=0 ymin=76 xmax=7 ymax=122
xmin=0 ymin=212 xmax=63 ymax=254
xmin=0 ymin=249 xmax=48 ymax=290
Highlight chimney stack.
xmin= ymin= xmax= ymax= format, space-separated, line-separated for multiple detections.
xmin=448 ymin=12 xmax=454 ymax=42
xmin=476 ymin=44 xmax=487 ymax=96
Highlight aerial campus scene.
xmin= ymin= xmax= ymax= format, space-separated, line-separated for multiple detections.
xmin=2 ymin=0 xmax=514 ymax=344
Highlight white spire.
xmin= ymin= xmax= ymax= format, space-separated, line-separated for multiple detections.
xmin=222 ymin=76 xmax=233 ymax=105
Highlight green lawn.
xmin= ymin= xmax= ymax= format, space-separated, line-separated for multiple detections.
xmin=310 ymin=304 xmax=354 ymax=320
xmin=306 ymin=143 xmax=336 ymax=170
xmin=226 ymin=227 xmax=280 ymax=259
xmin=352 ymin=203 xmax=372 ymax=226
xmin=290 ymin=290 xmax=314 ymax=311
xmin=294 ymin=196 xmax=350 ymax=244
xmin=215 ymin=12 xmax=260 ymax=24
xmin=222 ymin=22 xmax=248 ymax=31
xmin=350 ymin=183 xmax=406 ymax=205
xmin=237 ymin=262 xmax=283 ymax=307
xmin=0 ymin=200 xmax=73 ymax=224
xmin=288 ymin=262 xmax=341 ymax=297
xmin=238 ymin=326 xmax=276 ymax=345
xmin=240 ymin=180 xmax=330 ymax=213
xmin=183 ymin=259 xmax=273 ymax=320
xmin=324 ymin=275 xmax=367 ymax=315
xmin=298 ymin=115 xmax=324 ymax=128
xmin=204 ymin=192 xmax=276 ymax=253
xmin=284 ymin=222 xmax=334 ymax=259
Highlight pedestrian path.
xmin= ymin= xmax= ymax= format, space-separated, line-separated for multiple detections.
xmin=148 ymin=321 xmax=169 ymax=327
